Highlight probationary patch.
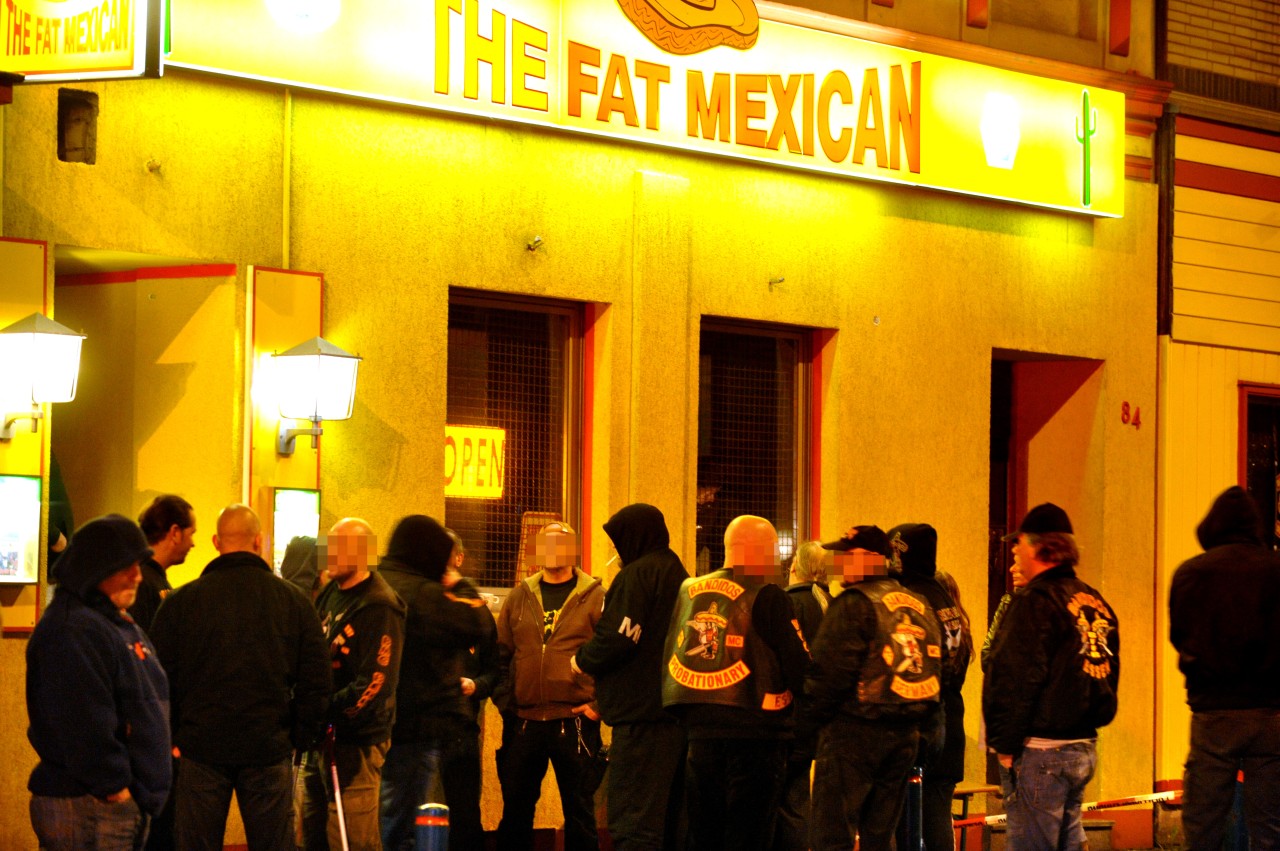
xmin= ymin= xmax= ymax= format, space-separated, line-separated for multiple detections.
xmin=1068 ymin=591 xmax=1115 ymax=679
xmin=668 ymin=656 xmax=752 ymax=690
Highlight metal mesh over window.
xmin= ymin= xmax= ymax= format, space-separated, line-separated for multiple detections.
xmin=696 ymin=325 xmax=807 ymax=577
xmin=446 ymin=297 xmax=577 ymax=587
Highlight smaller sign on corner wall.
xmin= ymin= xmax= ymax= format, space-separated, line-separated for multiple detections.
xmin=1 ymin=0 xmax=162 ymax=81
xmin=444 ymin=425 xmax=506 ymax=499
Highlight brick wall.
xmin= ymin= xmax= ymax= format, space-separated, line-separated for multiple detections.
xmin=1166 ymin=0 xmax=1279 ymax=84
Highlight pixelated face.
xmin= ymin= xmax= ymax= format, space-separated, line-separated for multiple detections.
xmin=829 ymin=548 xmax=887 ymax=583
xmin=728 ymin=541 xmax=779 ymax=576
xmin=99 ymin=562 xmax=142 ymax=610
xmin=536 ymin=531 xmax=580 ymax=569
xmin=322 ymin=529 xmax=377 ymax=584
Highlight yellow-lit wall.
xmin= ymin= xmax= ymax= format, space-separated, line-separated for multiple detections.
xmin=1155 ymin=342 xmax=1280 ymax=780
xmin=53 ymin=273 xmax=244 ymax=587
xmin=3 ymin=68 xmax=1159 ymax=846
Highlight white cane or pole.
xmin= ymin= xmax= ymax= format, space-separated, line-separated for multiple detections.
xmin=325 ymin=726 xmax=351 ymax=851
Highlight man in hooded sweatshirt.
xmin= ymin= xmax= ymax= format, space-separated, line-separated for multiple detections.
xmin=1170 ymin=486 xmax=1280 ymax=850
xmin=378 ymin=514 xmax=490 ymax=851
xmin=572 ymin=503 xmax=689 ymax=851
xmin=888 ymin=523 xmax=970 ymax=851
xmin=27 ymin=514 xmax=171 ymax=850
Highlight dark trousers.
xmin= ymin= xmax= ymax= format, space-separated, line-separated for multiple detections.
xmin=380 ymin=726 xmax=483 ymax=851
xmin=497 ymin=716 xmax=601 ymax=851
xmin=810 ymin=719 xmax=919 ymax=851
xmin=1183 ymin=709 xmax=1280 ymax=851
xmin=607 ymin=720 xmax=687 ymax=851
xmin=143 ymin=759 xmax=178 ymax=851
xmin=686 ymin=737 xmax=787 ymax=851
xmin=174 ymin=757 xmax=293 ymax=851
xmin=772 ymin=742 xmax=814 ymax=851
xmin=896 ymin=714 xmax=958 ymax=851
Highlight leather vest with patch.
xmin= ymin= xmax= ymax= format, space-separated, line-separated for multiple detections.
xmin=853 ymin=577 xmax=943 ymax=706
xmin=662 ymin=570 xmax=791 ymax=712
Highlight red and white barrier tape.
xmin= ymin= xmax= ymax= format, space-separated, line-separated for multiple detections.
xmin=952 ymin=790 xmax=1181 ymax=828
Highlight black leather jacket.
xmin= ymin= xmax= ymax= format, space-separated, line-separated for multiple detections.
xmin=982 ymin=564 xmax=1120 ymax=755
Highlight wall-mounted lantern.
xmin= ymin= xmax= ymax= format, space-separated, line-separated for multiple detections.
xmin=273 ymin=336 xmax=361 ymax=455
xmin=0 ymin=313 xmax=86 ymax=441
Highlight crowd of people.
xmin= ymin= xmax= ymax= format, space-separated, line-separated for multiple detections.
xmin=22 ymin=485 xmax=1280 ymax=850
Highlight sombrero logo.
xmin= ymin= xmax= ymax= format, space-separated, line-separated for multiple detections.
xmin=617 ymin=0 xmax=760 ymax=55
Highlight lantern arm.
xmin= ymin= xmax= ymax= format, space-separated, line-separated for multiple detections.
xmin=0 ymin=403 xmax=43 ymax=441
xmin=277 ymin=419 xmax=324 ymax=455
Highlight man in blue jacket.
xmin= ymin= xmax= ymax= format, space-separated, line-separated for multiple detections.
xmin=27 ymin=514 xmax=171 ymax=849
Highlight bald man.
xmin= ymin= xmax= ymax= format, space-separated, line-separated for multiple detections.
xmin=150 ymin=504 xmax=331 ymax=851
xmin=661 ymin=515 xmax=810 ymax=850
xmin=300 ymin=518 xmax=406 ymax=851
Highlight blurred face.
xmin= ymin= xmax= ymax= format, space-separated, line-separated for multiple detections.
xmin=729 ymin=541 xmax=779 ymax=576
xmin=99 ymin=563 xmax=142 ymax=610
xmin=323 ymin=524 xmax=376 ymax=588
xmin=536 ymin=530 xmax=580 ymax=571
xmin=830 ymin=548 xmax=887 ymax=584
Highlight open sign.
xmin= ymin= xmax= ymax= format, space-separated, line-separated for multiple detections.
xmin=444 ymin=425 xmax=506 ymax=499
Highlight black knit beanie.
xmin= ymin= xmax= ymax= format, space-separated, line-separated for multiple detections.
xmin=53 ymin=514 xmax=153 ymax=599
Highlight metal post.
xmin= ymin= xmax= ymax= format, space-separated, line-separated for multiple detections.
xmin=415 ymin=803 xmax=450 ymax=851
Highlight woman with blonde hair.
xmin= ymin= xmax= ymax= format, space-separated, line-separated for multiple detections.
xmin=774 ymin=540 xmax=832 ymax=849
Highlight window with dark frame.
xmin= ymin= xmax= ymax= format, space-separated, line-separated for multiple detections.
xmin=696 ymin=321 xmax=811 ymax=579
xmin=446 ymin=292 xmax=582 ymax=587
xmin=1244 ymin=390 xmax=1280 ymax=551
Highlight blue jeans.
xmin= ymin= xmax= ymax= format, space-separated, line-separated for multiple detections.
xmin=173 ymin=757 xmax=294 ymax=851
xmin=30 ymin=793 xmax=148 ymax=850
xmin=1002 ymin=742 xmax=1097 ymax=851
xmin=380 ymin=729 xmax=484 ymax=851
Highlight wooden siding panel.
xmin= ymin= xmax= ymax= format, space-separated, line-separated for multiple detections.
xmin=1173 ymin=237 xmax=1280 ymax=277
xmin=1172 ymin=315 xmax=1280 ymax=352
xmin=1176 ymin=291 xmax=1280 ymax=326
xmin=1173 ymin=264 xmax=1280 ymax=301
xmin=1174 ymin=213 xmax=1280 ymax=252
xmin=1174 ymin=187 xmax=1280 ymax=225
xmin=1177 ymin=136 xmax=1280 ymax=179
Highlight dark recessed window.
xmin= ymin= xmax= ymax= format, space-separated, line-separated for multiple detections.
xmin=58 ymin=89 xmax=98 ymax=165
xmin=696 ymin=320 xmax=811 ymax=577
xmin=1245 ymin=391 xmax=1280 ymax=550
xmin=446 ymin=291 xmax=582 ymax=587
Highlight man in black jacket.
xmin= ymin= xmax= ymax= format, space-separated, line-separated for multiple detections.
xmin=807 ymin=525 xmax=942 ymax=851
xmin=983 ymin=503 xmax=1119 ymax=851
xmin=1170 ymin=486 xmax=1280 ymax=850
xmin=889 ymin=523 xmax=970 ymax=851
xmin=150 ymin=504 xmax=331 ymax=851
xmin=378 ymin=514 xmax=489 ymax=851
xmin=300 ymin=517 xmax=405 ymax=851
xmin=662 ymin=514 xmax=810 ymax=851
xmin=572 ymin=503 xmax=688 ymax=851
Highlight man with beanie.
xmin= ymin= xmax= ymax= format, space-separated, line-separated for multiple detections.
xmin=130 ymin=494 xmax=197 ymax=635
xmin=1170 ymin=486 xmax=1280 ymax=850
xmin=149 ymin=504 xmax=331 ymax=851
xmin=983 ymin=503 xmax=1120 ymax=851
xmin=807 ymin=525 xmax=943 ymax=851
xmin=300 ymin=518 xmax=405 ymax=851
xmin=378 ymin=514 xmax=490 ymax=851
xmin=27 ymin=514 xmax=171 ymax=850
xmin=888 ymin=523 xmax=971 ymax=851
xmin=572 ymin=503 xmax=689 ymax=851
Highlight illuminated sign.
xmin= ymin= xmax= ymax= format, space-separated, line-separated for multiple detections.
xmin=445 ymin=425 xmax=506 ymax=499
xmin=166 ymin=0 xmax=1123 ymax=216
xmin=1 ymin=0 xmax=162 ymax=81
